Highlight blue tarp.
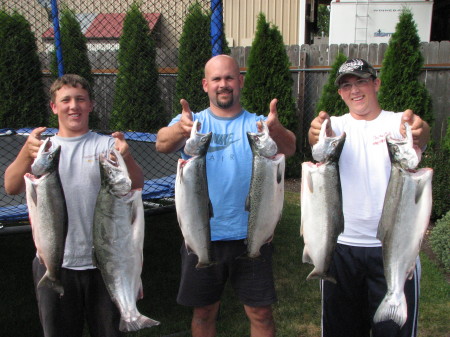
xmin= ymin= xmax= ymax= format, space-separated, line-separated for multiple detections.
xmin=0 ymin=175 xmax=176 ymax=222
xmin=1 ymin=128 xmax=157 ymax=142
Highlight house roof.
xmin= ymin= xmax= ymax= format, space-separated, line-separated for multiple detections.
xmin=42 ymin=13 xmax=160 ymax=39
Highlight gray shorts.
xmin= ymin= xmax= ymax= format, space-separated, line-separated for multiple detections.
xmin=177 ymin=239 xmax=277 ymax=307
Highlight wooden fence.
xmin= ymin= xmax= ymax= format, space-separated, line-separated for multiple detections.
xmin=230 ymin=41 xmax=450 ymax=147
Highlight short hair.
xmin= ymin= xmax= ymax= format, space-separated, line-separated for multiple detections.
xmin=50 ymin=74 xmax=93 ymax=102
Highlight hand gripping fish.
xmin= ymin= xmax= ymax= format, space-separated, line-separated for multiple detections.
xmin=374 ymin=123 xmax=433 ymax=328
xmin=25 ymin=137 xmax=67 ymax=296
xmin=246 ymin=121 xmax=285 ymax=258
xmin=175 ymin=120 xmax=214 ymax=268
xmin=93 ymin=149 xmax=160 ymax=332
xmin=300 ymin=120 xmax=345 ymax=282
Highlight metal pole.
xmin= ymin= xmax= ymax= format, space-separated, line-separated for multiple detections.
xmin=210 ymin=0 xmax=223 ymax=56
xmin=51 ymin=0 xmax=64 ymax=77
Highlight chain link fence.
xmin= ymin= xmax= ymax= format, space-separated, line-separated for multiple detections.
xmin=0 ymin=0 xmax=218 ymax=226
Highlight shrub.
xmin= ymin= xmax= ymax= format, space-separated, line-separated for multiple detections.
xmin=315 ymin=52 xmax=348 ymax=116
xmin=378 ymin=8 xmax=433 ymax=124
xmin=49 ymin=7 xmax=97 ymax=128
xmin=429 ymin=210 xmax=450 ymax=274
xmin=175 ymin=2 xmax=230 ymax=115
xmin=110 ymin=3 xmax=164 ymax=133
xmin=0 ymin=10 xmax=47 ymax=128
xmin=241 ymin=13 xmax=298 ymax=177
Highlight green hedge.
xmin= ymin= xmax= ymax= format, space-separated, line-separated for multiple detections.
xmin=430 ymin=210 xmax=450 ymax=274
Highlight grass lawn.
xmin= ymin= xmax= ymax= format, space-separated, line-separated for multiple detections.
xmin=0 ymin=190 xmax=448 ymax=336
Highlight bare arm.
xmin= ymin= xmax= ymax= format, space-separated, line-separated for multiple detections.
xmin=264 ymin=99 xmax=296 ymax=157
xmin=4 ymin=127 xmax=47 ymax=195
xmin=112 ymin=132 xmax=144 ymax=190
xmin=156 ymin=99 xmax=194 ymax=154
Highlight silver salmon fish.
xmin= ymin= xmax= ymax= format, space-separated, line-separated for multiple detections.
xmin=300 ymin=120 xmax=346 ymax=282
xmin=246 ymin=121 xmax=285 ymax=258
xmin=93 ymin=149 xmax=159 ymax=332
xmin=25 ymin=137 xmax=67 ymax=296
xmin=374 ymin=123 xmax=433 ymax=328
xmin=175 ymin=120 xmax=214 ymax=268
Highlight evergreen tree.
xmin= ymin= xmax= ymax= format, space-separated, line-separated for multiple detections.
xmin=110 ymin=3 xmax=164 ymax=132
xmin=242 ymin=13 xmax=298 ymax=177
xmin=315 ymin=52 xmax=348 ymax=116
xmin=378 ymin=8 xmax=432 ymax=124
xmin=0 ymin=11 xmax=47 ymax=128
xmin=175 ymin=2 xmax=230 ymax=114
xmin=175 ymin=3 xmax=211 ymax=114
xmin=242 ymin=13 xmax=296 ymax=132
xmin=49 ymin=7 xmax=97 ymax=128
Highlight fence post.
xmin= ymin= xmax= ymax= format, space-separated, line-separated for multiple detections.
xmin=51 ymin=0 xmax=64 ymax=76
xmin=210 ymin=0 xmax=223 ymax=56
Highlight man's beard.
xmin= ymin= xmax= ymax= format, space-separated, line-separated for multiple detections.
xmin=216 ymin=90 xmax=233 ymax=109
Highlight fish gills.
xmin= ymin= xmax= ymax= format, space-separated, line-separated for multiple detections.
xmin=25 ymin=139 xmax=67 ymax=296
xmin=246 ymin=121 xmax=285 ymax=258
xmin=93 ymin=150 xmax=160 ymax=332
xmin=300 ymin=121 xmax=346 ymax=283
xmin=175 ymin=121 xmax=213 ymax=268
xmin=374 ymin=124 xmax=433 ymax=328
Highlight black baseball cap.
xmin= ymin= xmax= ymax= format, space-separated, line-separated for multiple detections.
xmin=335 ymin=58 xmax=377 ymax=85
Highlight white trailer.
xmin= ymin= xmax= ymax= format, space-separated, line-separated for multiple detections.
xmin=329 ymin=0 xmax=434 ymax=45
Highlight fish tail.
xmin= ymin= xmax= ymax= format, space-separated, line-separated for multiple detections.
xmin=306 ymin=269 xmax=337 ymax=284
xmin=373 ymin=293 xmax=407 ymax=328
xmin=119 ymin=315 xmax=160 ymax=332
xmin=37 ymin=273 xmax=64 ymax=296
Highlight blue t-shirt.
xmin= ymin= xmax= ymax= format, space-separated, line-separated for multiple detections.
xmin=169 ymin=108 xmax=266 ymax=240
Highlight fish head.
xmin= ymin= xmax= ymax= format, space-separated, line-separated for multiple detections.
xmin=247 ymin=121 xmax=278 ymax=158
xmin=99 ymin=149 xmax=132 ymax=196
xmin=312 ymin=120 xmax=346 ymax=163
xmin=386 ymin=123 xmax=420 ymax=170
xmin=184 ymin=120 xmax=212 ymax=157
xmin=31 ymin=138 xmax=61 ymax=177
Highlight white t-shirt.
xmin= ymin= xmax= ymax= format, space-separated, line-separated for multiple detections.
xmin=50 ymin=132 xmax=114 ymax=269
xmin=330 ymin=110 xmax=403 ymax=247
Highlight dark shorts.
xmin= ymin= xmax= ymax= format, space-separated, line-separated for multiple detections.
xmin=32 ymin=257 xmax=124 ymax=337
xmin=321 ymin=244 xmax=420 ymax=337
xmin=177 ymin=240 xmax=277 ymax=307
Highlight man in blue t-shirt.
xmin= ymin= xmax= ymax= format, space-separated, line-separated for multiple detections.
xmin=156 ymin=55 xmax=296 ymax=337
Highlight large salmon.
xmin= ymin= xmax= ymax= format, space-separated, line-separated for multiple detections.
xmin=246 ymin=121 xmax=285 ymax=258
xmin=374 ymin=123 xmax=433 ymax=327
xmin=300 ymin=120 xmax=346 ymax=282
xmin=175 ymin=120 xmax=213 ymax=268
xmin=93 ymin=149 xmax=160 ymax=332
xmin=25 ymin=137 xmax=67 ymax=296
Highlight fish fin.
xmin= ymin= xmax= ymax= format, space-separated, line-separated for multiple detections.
xmin=306 ymin=170 xmax=314 ymax=193
xmin=373 ymin=293 xmax=407 ymax=328
xmin=302 ymin=247 xmax=313 ymax=264
xmin=277 ymin=163 xmax=283 ymax=184
xmin=137 ymin=280 xmax=144 ymax=300
xmin=245 ymin=194 xmax=250 ymax=212
xmin=414 ymin=177 xmax=427 ymax=204
xmin=185 ymin=243 xmax=194 ymax=255
xmin=119 ymin=314 xmax=160 ymax=332
xmin=37 ymin=273 xmax=64 ymax=296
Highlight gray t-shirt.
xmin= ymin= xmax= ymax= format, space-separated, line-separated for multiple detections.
xmin=50 ymin=132 xmax=114 ymax=269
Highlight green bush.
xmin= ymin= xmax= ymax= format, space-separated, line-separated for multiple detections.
xmin=0 ymin=10 xmax=47 ymax=128
xmin=429 ymin=210 xmax=450 ymax=274
xmin=315 ymin=52 xmax=348 ymax=116
xmin=50 ymin=7 xmax=97 ymax=128
xmin=378 ymin=8 xmax=433 ymax=124
xmin=174 ymin=3 xmax=211 ymax=114
xmin=241 ymin=13 xmax=298 ymax=177
xmin=175 ymin=2 xmax=230 ymax=115
xmin=110 ymin=3 xmax=164 ymax=132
